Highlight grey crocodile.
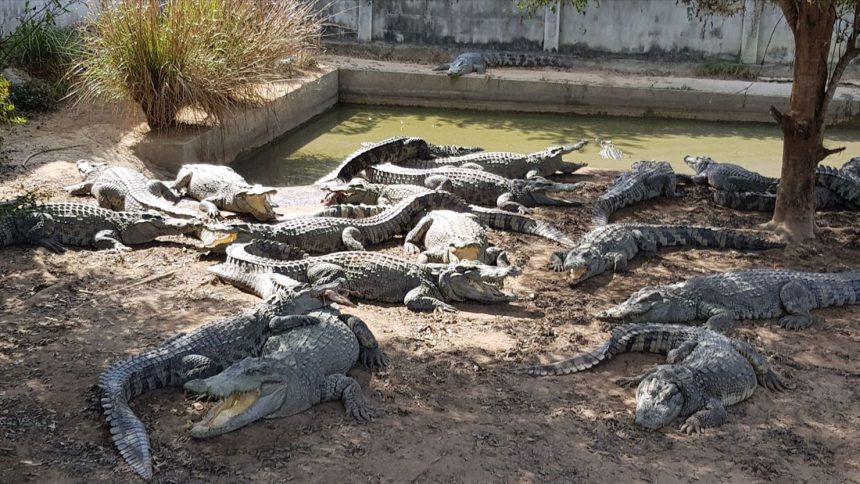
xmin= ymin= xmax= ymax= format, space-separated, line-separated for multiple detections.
xmin=0 ymin=202 xmax=202 ymax=252
xmin=434 ymin=52 xmax=572 ymax=78
xmin=65 ymin=160 xmax=199 ymax=218
xmin=549 ymin=224 xmax=784 ymax=286
xmin=307 ymin=203 xmax=389 ymax=219
xmin=593 ymin=161 xmax=676 ymax=225
xmin=97 ymin=279 xmax=373 ymax=479
xmin=210 ymin=240 xmax=520 ymax=312
xmin=598 ymin=269 xmax=860 ymax=331
xmin=169 ymin=164 xmax=277 ymax=221
xmin=398 ymin=142 xmax=588 ymax=179
xmin=185 ymin=309 xmax=374 ymax=438
xmin=205 ymin=191 xmax=472 ymax=253
xmin=365 ymin=164 xmax=584 ymax=213
xmin=514 ymin=324 xmax=786 ymax=432
xmin=406 ymin=207 xmax=576 ymax=265
xmin=712 ymin=187 xmax=855 ymax=212
xmin=322 ymin=180 xmax=434 ymax=206
xmin=684 ymin=155 xmax=778 ymax=192
xmin=815 ymin=165 xmax=860 ymax=206
xmin=316 ymin=137 xmax=435 ymax=186
xmin=842 ymin=157 xmax=860 ymax=178
xmin=361 ymin=141 xmax=484 ymax=157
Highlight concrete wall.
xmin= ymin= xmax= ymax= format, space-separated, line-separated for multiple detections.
xmin=0 ymin=0 xmax=89 ymax=36
xmin=327 ymin=0 xmax=815 ymax=64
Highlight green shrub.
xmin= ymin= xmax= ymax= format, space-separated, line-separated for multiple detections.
xmin=9 ymin=77 xmax=58 ymax=112
xmin=0 ymin=77 xmax=26 ymax=125
xmin=5 ymin=21 xmax=81 ymax=81
xmin=73 ymin=0 xmax=323 ymax=131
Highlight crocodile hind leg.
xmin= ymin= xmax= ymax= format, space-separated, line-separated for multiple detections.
xmin=92 ymin=183 xmax=127 ymax=211
xmin=496 ymin=193 xmax=530 ymax=214
xmin=666 ymin=340 xmax=698 ymax=364
xmin=269 ymin=315 xmax=321 ymax=334
xmin=341 ymin=227 xmax=366 ymax=251
xmin=679 ymin=399 xmax=728 ymax=434
xmin=341 ymin=314 xmax=387 ymax=370
xmin=21 ymin=213 xmax=65 ymax=253
xmin=404 ymin=216 xmax=433 ymax=255
xmin=147 ymin=180 xmax=181 ymax=202
xmin=93 ymin=229 xmax=131 ymax=251
xmin=483 ymin=246 xmax=510 ymax=267
xmin=64 ymin=181 xmax=94 ymax=196
xmin=322 ymin=374 xmax=371 ymax=421
xmin=730 ymin=340 xmax=788 ymax=391
xmin=548 ymin=249 xmax=568 ymax=271
xmin=198 ymin=198 xmax=223 ymax=220
xmin=424 ymin=175 xmax=455 ymax=193
xmin=778 ymin=281 xmax=820 ymax=330
xmin=405 ymin=285 xmax=456 ymax=312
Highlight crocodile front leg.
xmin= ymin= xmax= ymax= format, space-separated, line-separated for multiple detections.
xmin=496 ymin=193 xmax=529 ymax=214
xmin=615 ymin=366 xmax=661 ymax=387
xmin=666 ymin=340 xmax=698 ymax=364
xmin=404 ymin=216 xmax=434 ymax=255
xmin=424 ymin=175 xmax=455 ymax=192
xmin=169 ymin=170 xmax=193 ymax=193
xmin=679 ymin=399 xmax=728 ymax=434
xmin=341 ymin=314 xmax=387 ymax=370
xmin=701 ymin=304 xmax=735 ymax=332
xmin=778 ymin=281 xmax=820 ymax=330
xmin=321 ymin=374 xmax=371 ymax=421
xmin=405 ymin=285 xmax=456 ymax=312
xmin=92 ymin=183 xmax=126 ymax=211
xmin=64 ymin=181 xmax=94 ymax=196
xmin=341 ymin=227 xmax=366 ymax=251
xmin=199 ymin=198 xmax=224 ymax=220
xmin=483 ymin=246 xmax=509 ymax=267
xmin=93 ymin=229 xmax=131 ymax=251
xmin=147 ymin=180 xmax=181 ymax=202
xmin=548 ymin=249 xmax=568 ymax=272
xmin=609 ymin=252 xmax=628 ymax=272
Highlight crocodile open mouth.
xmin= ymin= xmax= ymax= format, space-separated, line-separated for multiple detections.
xmin=199 ymin=228 xmax=238 ymax=249
xmin=451 ymin=245 xmax=481 ymax=262
xmin=191 ymin=389 xmax=261 ymax=436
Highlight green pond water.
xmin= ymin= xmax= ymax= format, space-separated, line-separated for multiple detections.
xmin=232 ymin=104 xmax=860 ymax=186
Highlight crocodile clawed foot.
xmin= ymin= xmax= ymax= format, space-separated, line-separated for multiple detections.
xmin=345 ymin=400 xmax=373 ymax=422
xmin=614 ymin=376 xmax=639 ymax=388
xmin=679 ymin=418 xmax=703 ymax=435
xmin=324 ymin=288 xmax=355 ymax=307
xmin=359 ymin=347 xmax=389 ymax=371
xmin=778 ymin=315 xmax=816 ymax=330
xmin=759 ymin=370 xmax=790 ymax=392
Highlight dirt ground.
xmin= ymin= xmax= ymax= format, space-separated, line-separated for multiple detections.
xmin=2 ymin=99 xmax=860 ymax=484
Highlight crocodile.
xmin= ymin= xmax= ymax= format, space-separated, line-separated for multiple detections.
xmin=434 ymin=52 xmax=572 ymax=78
xmin=815 ymin=165 xmax=860 ymax=206
xmin=315 ymin=137 xmax=434 ymax=185
xmin=397 ymin=142 xmax=588 ymax=179
xmin=205 ymin=191 xmax=472 ymax=253
xmin=684 ymin=155 xmax=779 ymax=192
xmin=0 ymin=202 xmax=202 ymax=252
xmin=169 ymin=164 xmax=277 ymax=221
xmin=322 ymin=180 xmax=434 ymax=206
xmin=406 ymin=207 xmax=576 ymax=265
xmin=514 ymin=324 xmax=786 ymax=433
xmin=364 ymin=164 xmax=584 ymax=213
xmin=65 ymin=160 xmax=199 ymax=218
xmin=593 ymin=161 xmax=676 ymax=225
xmin=185 ymin=308 xmax=376 ymax=438
xmin=598 ymin=269 xmax=860 ymax=331
xmin=361 ymin=141 xmax=484 ymax=157
xmin=842 ymin=157 xmax=860 ymax=178
xmin=210 ymin=240 xmax=520 ymax=312
xmin=97 ymin=279 xmax=367 ymax=479
xmin=712 ymin=187 xmax=854 ymax=212
xmin=549 ymin=224 xmax=784 ymax=286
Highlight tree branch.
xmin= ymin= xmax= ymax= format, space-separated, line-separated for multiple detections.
xmin=775 ymin=0 xmax=800 ymax=33
xmin=770 ymin=105 xmax=795 ymax=131
xmin=819 ymin=2 xmax=860 ymax=121
xmin=822 ymin=146 xmax=846 ymax=158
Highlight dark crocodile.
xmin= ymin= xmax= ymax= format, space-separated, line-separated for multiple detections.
xmin=361 ymin=141 xmax=484 ymax=157
xmin=65 ymin=160 xmax=199 ymax=218
xmin=185 ymin=308 xmax=379 ymax=438
xmin=210 ymin=240 xmax=520 ymax=312
xmin=712 ymin=187 xmax=855 ymax=212
xmin=684 ymin=155 xmax=778 ymax=192
xmin=842 ymin=157 xmax=860 ymax=178
xmin=598 ymin=269 xmax=860 ymax=331
xmin=398 ymin=142 xmax=588 ymax=179
xmin=549 ymin=224 xmax=784 ymax=286
xmin=205 ymin=191 xmax=472 ymax=253
xmin=593 ymin=161 xmax=676 ymax=225
xmin=169 ymin=164 xmax=277 ymax=221
xmin=97 ymin=279 xmax=359 ymax=479
xmin=364 ymin=164 xmax=584 ymax=213
xmin=0 ymin=202 xmax=202 ymax=252
xmin=434 ymin=52 xmax=573 ymax=77
xmin=514 ymin=324 xmax=786 ymax=432
xmin=815 ymin=165 xmax=860 ymax=206
xmin=322 ymin=180 xmax=434 ymax=206
xmin=315 ymin=137 xmax=434 ymax=186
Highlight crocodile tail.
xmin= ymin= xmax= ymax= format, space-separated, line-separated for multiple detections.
xmin=513 ymin=324 xmax=694 ymax=377
xmin=310 ymin=204 xmax=387 ymax=219
xmin=645 ymin=225 xmax=785 ymax=251
xmin=816 ymin=165 xmax=860 ymax=205
xmin=712 ymin=190 xmax=775 ymax=212
xmin=493 ymin=52 xmax=567 ymax=68
xmin=592 ymin=198 xmax=612 ymax=225
xmin=316 ymin=137 xmax=429 ymax=185
xmin=427 ymin=144 xmax=484 ymax=157
xmin=471 ymin=206 xmax=576 ymax=246
xmin=132 ymin=193 xmax=199 ymax=218
xmin=209 ymin=260 xmax=285 ymax=298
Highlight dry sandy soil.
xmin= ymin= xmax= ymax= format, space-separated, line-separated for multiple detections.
xmin=1 ymin=101 xmax=860 ymax=484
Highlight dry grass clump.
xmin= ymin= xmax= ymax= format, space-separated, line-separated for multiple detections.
xmin=72 ymin=0 xmax=322 ymax=131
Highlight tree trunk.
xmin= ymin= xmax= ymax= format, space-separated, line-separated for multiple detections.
xmin=767 ymin=1 xmax=837 ymax=242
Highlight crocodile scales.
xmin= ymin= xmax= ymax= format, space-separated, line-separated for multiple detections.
xmin=549 ymin=224 xmax=784 ymax=286
xmin=434 ymin=52 xmax=573 ymax=77
xmin=684 ymin=155 xmax=778 ymax=192
xmin=712 ymin=187 xmax=855 ymax=212
xmin=592 ymin=161 xmax=676 ymax=225
xmin=0 ymin=202 xmax=202 ymax=252
xmin=599 ymin=270 xmax=860 ymax=331
xmin=815 ymin=165 xmax=860 ymax=206
xmin=65 ymin=160 xmax=199 ymax=218
xmin=514 ymin=324 xmax=786 ymax=432
xmin=169 ymin=164 xmax=277 ymax=221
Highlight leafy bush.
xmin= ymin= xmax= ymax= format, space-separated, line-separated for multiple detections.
xmin=73 ymin=0 xmax=323 ymax=131
xmin=4 ymin=21 xmax=81 ymax=81
xmin=9 ymin=77 xmax=58 ymax=112
xmin=0 ymin=77 xmax=26 ymax=125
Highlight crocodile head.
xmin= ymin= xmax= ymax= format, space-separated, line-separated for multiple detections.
xmin=683 ymin=155 xmax=714 ymax=175
xmin=75 ymin=159 xmax=107 ymax=178
xmin=446 ymin=53 xmax=482 ymax=78
xmin=634 ymin=369 xmax=684 ymax=430
xmin=419 ymin=239 xmax=484 ymax=264
xmin=513 ymin=179 xmax=584 ymax=207
xmin=322 ymin=179 xmax=378 ymax=205
xmin=185 ymin=356 xmax=304 ymax=438
xmin=233 ymin=186 xmax=277 ymax=221
xmin=434 ymin=260 xmax=520 ymax=303
xmin=562 ymin=249 xmax=607 ymax=286
xmin=122 ymin=213 xmax=203 ymax=244
xmin=596 ymin=284 xmax=696 ymax=323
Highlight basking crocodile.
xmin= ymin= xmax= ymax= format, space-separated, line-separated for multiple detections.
xmin=364 ymin=164 xmax=584 ymax=213
xmin=98 ymin=279 xmax=364 ymax=479
xmin=514 ymin=324 xmax=786 ymax=432
xmin=210 ymin=240 xmax=520 ymax=312
xmin=712 ymin=187 xmax=854 ymax=212
xmin=815 ymin=165 xmax=860 ymax=206
xmin=842 ymin=157 xmax=860 ymax=178
xmin=434 ymin=52 xmax=572 ymax=78
xmin=169 ymin=164 xmax=277 ymax=221
xmin=322 ymin=180 xmax=434 ymax=206
xmin=398 ymin=142 xmax=588 ymax=179
xmin=1 ymin=202 xmax=202 ymax=252
xmin=185 ymin=309 xmax=376 ymax=438
xmin=684 ymin=155 xmax=778 ymax=192
xmin=206 ymin=191 xmax=472 ymax=253
xmin=593 ymin=161 xmax=676 ymax=225
xmin=549 ymin=224 xmax=784 ymax=286
xmin=361 ymin=140 xmax=484 ymax=157
xmin=598 ymin=269 xmax=860 ymax=331
xmin=406 ymin=207 xmax=576 ymax=265
xmin=65 ymin=160 xmax=199 ymax=218
xmin=316 ymin=137 xmax=434 ymax=185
